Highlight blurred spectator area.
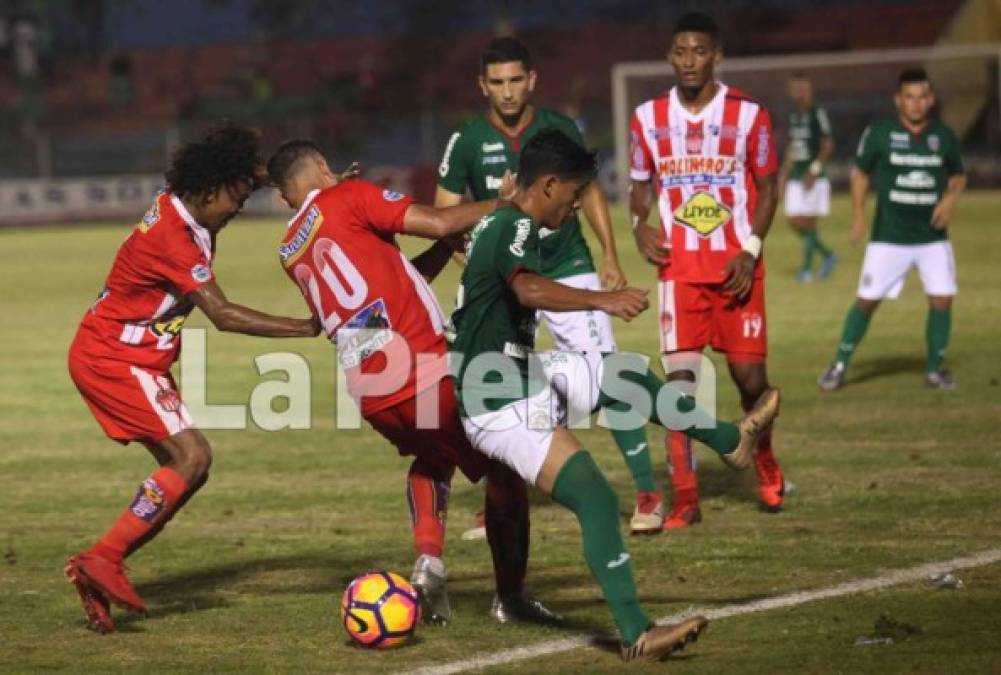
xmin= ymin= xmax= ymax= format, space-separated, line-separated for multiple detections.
xmin=0 ymin=0 xmax=970 ymax=183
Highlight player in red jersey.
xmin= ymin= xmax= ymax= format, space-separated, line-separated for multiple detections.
xmin=65 ymin=124 xmax=321 ymax=634
xmin=267 ymin=140 xmax=555 ymax=627
xmin=629 ymin=12 xmax=786 ymax=524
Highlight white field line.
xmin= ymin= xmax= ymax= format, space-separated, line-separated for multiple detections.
xmin=404 ymin=547 xmax=1001 ymax=675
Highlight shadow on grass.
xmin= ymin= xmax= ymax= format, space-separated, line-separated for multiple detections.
xmin=848 ymin=356 xmax=925 ymax=385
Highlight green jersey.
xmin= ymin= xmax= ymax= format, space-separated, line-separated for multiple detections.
xmin=856 ymin=117 xmax=964 ymax=245
xmin=448 ymin=205 xmax=545 ymax=415
xmin=437 ymin=107 xmax=595 ymax=280
xmin=787 ymin=104 xmax=832 ymax=180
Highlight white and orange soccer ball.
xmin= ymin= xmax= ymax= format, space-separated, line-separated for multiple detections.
xmin=340 ymin=571 xmax=420 ymax=648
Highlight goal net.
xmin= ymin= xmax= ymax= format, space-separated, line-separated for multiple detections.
xmin=610 ymin=43 xmax=1001 ymax=200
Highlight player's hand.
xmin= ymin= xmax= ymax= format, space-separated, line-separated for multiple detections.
xmin=931 ymin=200 xmax=954 ymax=230
xmin=339 ymin=162 xmax=361 ymax=182
xmin=802 ymin=172 xmax=817 ymax=190
xmin=722 ymin=251 xmax=756 ymax=301
xmin=849 ymin=214 xmax=867 ymax=246
xmin=601 ymin=256 xmax=627 ymax=290
xmin=597 ymin=287 xmax=649 ymax=321
xmin=633 ymin=222 xmax=670 ymax=267
xmin=498 ymin=170 xmax=518 ymax=200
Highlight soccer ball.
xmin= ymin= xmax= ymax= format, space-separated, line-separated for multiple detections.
xmin=340 ymin=571 xmax=420 ymax=648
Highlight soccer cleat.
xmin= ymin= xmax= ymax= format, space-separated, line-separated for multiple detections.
xmin=925 ymin=369 xmax=956 ymax=390
xmin=663 ymin=502 xmax=702 ymax=529
xmin=629 ymin=491 xmax=665 ymax=535
xmin=755 ymin=452 xmax=785 ymax=512
xmin=621 ymin=616 xmax=709 ymax=663
xmin=818 ymin=362 xmax=846 ymax=392
xmin=796 ymin=270 xmax=814 ymax=284
xmin=65 ymin=561 xmax=116 ymax=634
xmin=722 ymin=388 xmax=780 ymax=471
xmin=490 ymin=592 xmax=563 ymax=626
xmin=410 ymin=554 xmax=452 ymax=626
xmin=65 ymin=554 xmax=146 ymax=614
xmin=819 ymin=252 xmax=838 ymax=279
xmin=460 ymin=509 xmax=487 ymax=541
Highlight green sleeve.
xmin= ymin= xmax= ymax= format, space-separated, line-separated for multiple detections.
xmin=855 ymin=124 xmax=879 ymax=172
xmin=943 ymin=128 xmax=964 ymax=176
xmin=495 ymin=216 xmax=541 ymax=283
xmin=815 ymin=106 xmax=833 ymax=138
xmin=437 ymin=128 xmax=472 ymax=194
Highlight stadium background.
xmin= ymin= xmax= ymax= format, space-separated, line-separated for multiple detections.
xmin=1 ymin=1 xmax=1000 ymax=672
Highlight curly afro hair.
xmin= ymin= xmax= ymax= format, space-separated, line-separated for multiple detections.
xmin=165 ymin=122 xmax=263 ymax=199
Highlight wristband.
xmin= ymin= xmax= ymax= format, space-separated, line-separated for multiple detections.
xmin=809 ymin=159 xmax=823 ymax=176
xmin=742 ymin=234 xmax=763 ymax=259
xmin=631 ymin=214 xmax=641 ymax=231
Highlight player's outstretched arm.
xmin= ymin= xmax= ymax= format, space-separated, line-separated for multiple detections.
xmin=433 ymin=186 xmax=470 ymax=267
xmin=580 ymin=182 xmax=626 ymax=289
xmin=189 ymin=281 xmax=320 ymax=337
xmin=510 ymin=271 xmax=649 ymax=321
xmin=401 ymin=200 xmax=499 ymax=240
xmin=629 ymin=179 xmax=670 ymax=267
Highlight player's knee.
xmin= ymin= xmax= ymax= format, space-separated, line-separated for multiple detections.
xmin=175 ymin=437 xmax=212 ymax=481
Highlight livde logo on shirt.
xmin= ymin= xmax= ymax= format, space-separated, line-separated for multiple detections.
xmin=673 ymin=191 xmax=732 ymax=236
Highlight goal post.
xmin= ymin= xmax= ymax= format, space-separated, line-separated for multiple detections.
xmin=611 ymin=43 xmax=1001 ymax=200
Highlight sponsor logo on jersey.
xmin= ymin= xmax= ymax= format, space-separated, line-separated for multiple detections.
xmin=647 ymin=126 xmax=672 ymax=141
xmin=439 ymin=132 xmax=461 ymax=177
xmin=190 ymin=263 xmax=212 ymax=283
xmin=336 ymin=298 xmax=393 ymax=369
xmin=485 ymin=175 xmax=504 ymax=191
xmin=482 ymin=141 xmax=505 ymax=153
xmin=129 ymin=477 xmax=166 ymax=522
xmin=927 ymin=134 xmax=940 ymax=152
xmin=279 ymin=205 xmax=323 ymax=266
xmin=889 ymin=152 xmax=942 ymax=168
xmin=756 ymin=125 xmax=771 ymax=168
xmin=673 ymin=191 xmax=732 ymax=236
xmin=895 ymin=170 xmax=936 ymax=190
xmin=481 ymin=155 xmax=507 ymax=165
xmin=509 ymin=218 xmax=532 ymax=257
xmin=151 ymin=315 xmax=186 ymax=338
xmin=382 ymin=189 xmax=405 ymax=202
xmin=138 ymin=193 xmax=163 ymax=233
xmin=890 ymin=131 xmax=911 ymax=149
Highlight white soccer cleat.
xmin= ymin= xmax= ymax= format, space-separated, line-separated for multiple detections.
xmin=410 ymin=554 xmax=452 ymax=626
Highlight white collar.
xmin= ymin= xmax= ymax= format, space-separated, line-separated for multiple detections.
xmin=288 ymin=189 xmax=321 ymax=228
xmin=670 ymin=82 xmax=727 ymax=122
xmin=169 ymin=193 xmax=213 ymax=262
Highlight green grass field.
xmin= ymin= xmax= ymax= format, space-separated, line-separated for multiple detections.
xmin=1 ymin=192 xmax=1000 ymax=673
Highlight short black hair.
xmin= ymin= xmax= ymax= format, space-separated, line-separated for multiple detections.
xmin=165 ymin=122 xmax=262 ymax=199
xmin=672 ymin=11 xmax=719 ymax=42
xmin=898 ymin=67 xmax=930 ymax=89
xmin=267 ymin=138 xmax=324 ymax=193
xmin=517 ymin=128 xmax=596 ymax=188
xmin=481 ymin=36 xmax=532 ymax=74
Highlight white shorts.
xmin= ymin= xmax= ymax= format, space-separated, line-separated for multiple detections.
xmin=857 ymin=241 xmax=957 ymax=300
xmin=784 ymin=178 xmax=831 ymax=217
xmin=538 ymin=273 xmax=617 ymax=353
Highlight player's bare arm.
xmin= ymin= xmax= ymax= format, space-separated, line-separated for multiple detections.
xmin=849 ymin=167 xmax=872 ymax=244
xmin=189 ymin=280 xmax=320 ymax=337
xmin=931 ymin=174 xmax=967 ymax=230
xmin=580 ymin=182 xmax=626 ymax=289
xmin=408 ymin=239 xmax=463 ymax=283
xmin=402 ymin=199 xmax=500 ymax=240
xmin=723 ymin=171 xmax=778 ymax=300
xmin=510 ymin=271 xmax=649 ymax=321
xmin=804 ymin=135 xmax=835 ymax=190
xmin=629 ymin=179 xmax=670 ymax=266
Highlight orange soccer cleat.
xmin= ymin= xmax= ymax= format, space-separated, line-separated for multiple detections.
xmin=663 ymin=502 xmax=702 ymax=529
xmin=755 ymin=451 xmax=785 ymax=512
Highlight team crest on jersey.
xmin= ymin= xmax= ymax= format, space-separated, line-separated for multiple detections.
xmin=336 ymin=298 xmax=393 ymax=369
xmin=482 ymin=142 xmax=505 ymax=152
xmin=685 ymin=122 xmax=704 ymax=154
xmin=382 ymin=189 xmax=405 ymax=202
xmin=280 ymin=205 xmax=323 ymax=266
xmin=927 ymin=134 xmax=940 ymax=152
xmin=673 ymin=191 xmax=732 ymax=237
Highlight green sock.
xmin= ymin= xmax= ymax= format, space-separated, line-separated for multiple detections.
xmin=550 ymin=451 xmax=650 ymax=645
xmin=800 ymin=230 xmax=817 ymax=273
xmin=834 ymin=302 xmax=872 ymax=368
xmin=605 ymin=399 xmax=657 ymax=492
xmin=814 ymin=231 xmax=832 ymax=257
xmin=925 ymin=307 xmax=951 ymax=372
xmin=600 ymin=362 xmax=739 ymax=458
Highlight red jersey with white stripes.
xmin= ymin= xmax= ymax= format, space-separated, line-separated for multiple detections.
xmin=72 ymin=190 xmax=215 ymax=372
xmin=630 ymin=84 xmax=777 ymax=283
xmin=279 ymin=180 xmax=449 ymax=416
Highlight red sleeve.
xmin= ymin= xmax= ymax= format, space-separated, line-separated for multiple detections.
xmin=746 ymin=106 xmax=778 ymax=177
xmin=159 ymin=234 xmax=214 ymax=296
xmin=628 ymin=110 xmax=654 ymax=181
xmin=351 ymin=180 xmax=416 ymax=235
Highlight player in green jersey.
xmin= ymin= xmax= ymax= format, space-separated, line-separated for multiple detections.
xmin=437 ymin=37 xmax=667 ymax=538
xmin=779 ymin=73 xmax=837 ymax=283
xmin=819 ymin=68 xmax=966 ymax=391
xmin=450 ymin=128 xmax=779 ymax=661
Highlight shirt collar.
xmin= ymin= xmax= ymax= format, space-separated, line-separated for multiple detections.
xmin=170 ymin=193 xmax=213 ymax=261
xmin=287 ymin=189 xmax=321 ymax=228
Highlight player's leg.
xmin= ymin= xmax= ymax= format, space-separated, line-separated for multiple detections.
xmin=406 ymin=456 xmax=454 ymax=625
xmin=917 ymin=241 xmax=958 ymax=388
xmin=727 ymin=359 xmax=785 ymax=511
xmin=819 ymin=243 xmax=912 ymax=390
xmin=661 ymin=351 xmax=703 ymax=529
xmin=811 ymin=179 xmax=836 ymax=279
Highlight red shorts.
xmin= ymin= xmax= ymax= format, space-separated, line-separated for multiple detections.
xmin=69 ymin=352 xmax=194 ymax=445
xmin=366 ymin=377 xmax=488 ymax=483
xmin=658 ymin=278 xmax=767 ymax=361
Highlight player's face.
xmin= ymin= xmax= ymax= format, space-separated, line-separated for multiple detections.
xmin=203 ymin=180 xmax=254 ymax=230
xmin=540 ymin=175 xmax=588 ymax=228
xmin=479 ymin=61 xmax=536 ymax=124
xmin=789 ymin=78 xmax=812 ymax=108
xmin=669 ymin=32 xmax=719 ymax=91
xmin=895 ymin=81 xmax=934 ymax=126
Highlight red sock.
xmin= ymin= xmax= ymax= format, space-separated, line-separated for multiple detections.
xmin=407 ymin=461 xmax=450 ymax=559
xmin=667 ymin=431 xmax=699 ymax=506
xmin=88 ymin=467 xmax=188 ymax=564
